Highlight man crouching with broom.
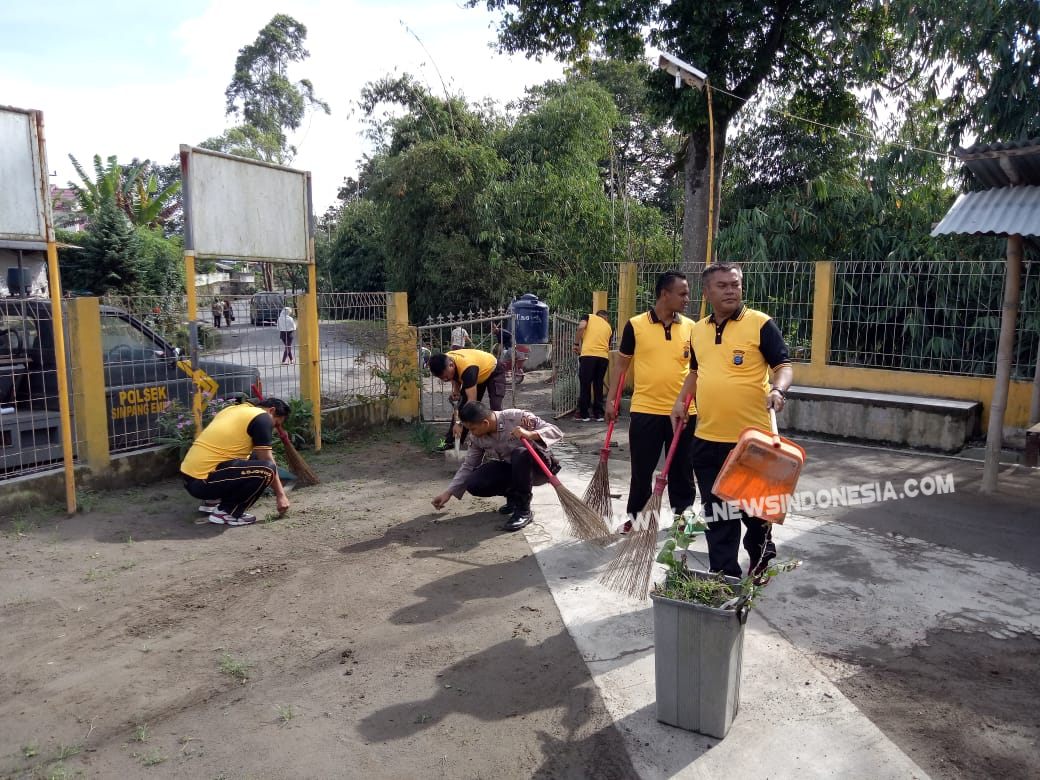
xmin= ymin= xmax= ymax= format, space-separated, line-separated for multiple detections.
xmin=431 ymin=401 xmax=563 ymax=532
xmin=180 ymin=396 xmax=292 ymax=526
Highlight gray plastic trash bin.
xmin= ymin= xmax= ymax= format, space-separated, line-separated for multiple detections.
xmin=651 ymin=571 xmax=747 ymax=739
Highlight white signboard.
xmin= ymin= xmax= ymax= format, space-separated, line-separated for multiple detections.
xmin=0 ymin=107 xmax=47 ymax=242
xmin=181 ymin=146 xmax=311 ymax=264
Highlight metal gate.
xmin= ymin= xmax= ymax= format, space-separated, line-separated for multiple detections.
xmin=416 ymin=307 xmax=523 ymax=423
xmin=551 ymin=311 xmax=581 ymax=416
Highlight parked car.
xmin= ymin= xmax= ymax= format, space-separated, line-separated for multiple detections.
xmin=250 ymin=292 xmax=285 ymax=326
xmin=0 ymin=298 xmax=261 ymax=469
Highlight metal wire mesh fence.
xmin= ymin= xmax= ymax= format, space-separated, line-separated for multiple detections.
xmin=314 ymin=292 xmax=391 ymax=408
xmin=830 ymin=259 xmax=1040 ymax=378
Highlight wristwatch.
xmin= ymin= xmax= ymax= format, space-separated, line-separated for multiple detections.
xmin=770 ymin=386 xmax=788 ymax=400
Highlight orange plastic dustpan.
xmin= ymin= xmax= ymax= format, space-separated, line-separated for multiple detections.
xmin=712 ymin=409 xmax=806 ymax=524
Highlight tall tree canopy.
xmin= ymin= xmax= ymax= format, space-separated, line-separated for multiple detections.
xmin=204 ymin=13 xmax=330 ymax=163
xmin=470 ymin=0 xmax=881 ymax=272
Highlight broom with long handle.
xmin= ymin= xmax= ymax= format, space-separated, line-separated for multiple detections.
xmin=600 ymin=394 xmax=693 ymax=598
xmin=521 ymin=438 xmax=610 ymax=542
xmin=582 ymin=373 xmax=626 ymax=522
xmin=251 ymin=384 xmax=319 ymax=487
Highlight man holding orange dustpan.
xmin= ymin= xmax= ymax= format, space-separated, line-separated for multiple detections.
xmin=670 ymin=262 xmax=794 ymax=580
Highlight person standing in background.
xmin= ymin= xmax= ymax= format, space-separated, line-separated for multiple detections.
xmin=211 ymin=298 xmax=224 ymax=328
xmin=450 ymin=324 xmax=474 ymax=351
xmin=573 ymin=309 xmax=612 ymax=421
xmin=277 ymin=306 xmax=297 ymax=364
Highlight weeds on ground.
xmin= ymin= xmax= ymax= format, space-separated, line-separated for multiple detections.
xmin=22 ymin=743 xmax=38 ymax=759
xmin=410 ymin=422 xmax=443 ymax=454
xmin=75 ymin=488 xmax=99 ymax=513
xmin=275 ymin=704 xmax=296 ymax=726
xmin=9 ymin=517 xmax=38 ymax=536
xmin=139 ymin=749 xmax=167 ymax=766
xmin=130 ymin=724 xmax=149 ymax=743
xmin=219 ymin=651 xmax=251 ymax=681
xmin=53 ymin=744 xmax=82 ymax=761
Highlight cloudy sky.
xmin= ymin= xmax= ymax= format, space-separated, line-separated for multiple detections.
xmin=1 ymin=0 xmax=566 ymax=212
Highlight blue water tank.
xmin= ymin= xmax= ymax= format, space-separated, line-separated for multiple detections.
xmin=511 ymin=293 xmax=549 ymax=344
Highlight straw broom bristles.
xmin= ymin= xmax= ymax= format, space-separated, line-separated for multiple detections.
xmin=581 ymin=375 xmax=625 ymax=532
xmin=599 ymin=483 xmax=663 ymax=598
xmin=601 ymin=398 xmax=691 ymax=599
xmin=277 ymin=426 xmax=319 ymax=487
xmin=522 ymin=439 xmax=609 ymax=543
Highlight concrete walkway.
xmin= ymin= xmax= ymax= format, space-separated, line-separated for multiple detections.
xmin=519 ymin=419 xmax=1039 ymax=779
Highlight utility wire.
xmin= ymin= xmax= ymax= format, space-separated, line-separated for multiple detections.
xmin=705 ymin=82 xmax=959 ymax=163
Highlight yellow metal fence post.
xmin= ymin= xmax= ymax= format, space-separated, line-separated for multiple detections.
xmin=811 ymin=261 xmax=834 ymax=371
xmin=297 ymin=283 xmax=322 ymax=450
xmin=387 ymin=292 xmax=419 ymax=420
xmin=617 ymin=262 xmax=637 ymax=391
xmin=67 ymin=298 xmax=109 ymax=472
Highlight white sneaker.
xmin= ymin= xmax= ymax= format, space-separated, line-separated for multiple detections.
xmin=208 ymin=511 xmax=257 ymax=526
xmin=198 ymin=502 xmax=220 ymax=513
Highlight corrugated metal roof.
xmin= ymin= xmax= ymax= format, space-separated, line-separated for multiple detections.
xmin=931 ymin=185 xmax=1040 ymax=237
xmin=958 ymin=139 xmax=1040 ymax=188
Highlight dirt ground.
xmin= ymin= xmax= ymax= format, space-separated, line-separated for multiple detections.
xmin=2 ymin=371 xmax=1038 ymax=779
xmin=0 ymin=375 xmax=634 ymax=779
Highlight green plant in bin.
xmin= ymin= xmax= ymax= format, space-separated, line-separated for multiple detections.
xmin=654 ymin=509 xmax=801 ymax=611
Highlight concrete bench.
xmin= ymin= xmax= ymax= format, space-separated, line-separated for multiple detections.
xmin=777 ymin=386 xmax=982 ymax=453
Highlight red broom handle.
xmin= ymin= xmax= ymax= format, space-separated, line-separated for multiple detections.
xmin=653 ymin=394 xmax=693 ymax=494
xmin=599 ymin=372 xmax=626 ymax=462
xmin=521 ymin=437 xmax=561 ymax=488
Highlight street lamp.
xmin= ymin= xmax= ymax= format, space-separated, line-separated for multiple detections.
xmin=657 ymin=52 xmax=707 ymax=91
xmin=657 ymin=51 xmax=714 ymax=315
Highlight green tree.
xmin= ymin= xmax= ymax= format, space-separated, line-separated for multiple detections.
xmin=883 ymin=0 xmax=1040 ymax=148
xmin=319 ymin=199 xmax=387 ymax=292
xmin=68 ymin=154 xmax=181 ymax=230
xmin=211 ymin=13 xmax=331 ymax=163
xmin=470 ymin=1 xmax=896 ymax=272
xmin=60 ymin=199 xmax=142 ymax=295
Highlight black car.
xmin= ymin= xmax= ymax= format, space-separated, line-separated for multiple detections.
xmin=0 ymin=298 xmax=261 ymax=464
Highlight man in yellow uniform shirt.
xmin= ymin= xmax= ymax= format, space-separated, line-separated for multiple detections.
xmin=605 ymin=272 xmax=697 ymax=532
xmin=429 ymin=348 xmax=508 ymax=450
xmin=671 ymin=263 xmax=793 ymax=578
xmin=573 ymin=309 xmax=612 ymax=421
xmin=180 ymin=397 xmax=292 ymax=526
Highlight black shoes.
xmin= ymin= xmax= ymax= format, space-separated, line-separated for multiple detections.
xmin=498 ymin=501 xmax=517 ymax=515
xmin=504 ymin=509 xmax=533 ymax=531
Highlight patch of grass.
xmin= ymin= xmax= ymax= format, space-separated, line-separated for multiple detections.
xmin=139 ymin=749 xmax=167 ymax=766
xmin=46 ymin=764 xmax=76 ymax=780
xmin=410 ymin=422 xmax=443 ymax=454
xmin=275 ymin=704 xmax=296 ymax=726
xmin=54 ymin=743 xmax=82 ymax=761
xmin=9 ymin=517 xmax=37 ymax=536
xmin=22 ymin=743 xmax=38 ymax=758
xmin=75 ymin=488 xmax=100 ymax=513
xmin=219 ymin=651 xmax=251 ymax=681
xmin=130 ymin=724 xmax=149 ymax=743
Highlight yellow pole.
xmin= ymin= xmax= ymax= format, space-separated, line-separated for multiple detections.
xmin=45 ymin=241 xmax=77 ymax=513
xmin=67 ymin=298 xmax=109 ymax=471
xmin=700 ymin=83 xmax=715 ymax=321
xmin=34 ymin=110 xmax=76 ymax=513
xmin=307 ymin=256 xmax=322 ymax=449
xmin=810 ymin=261 xmax=834 ymax=370
xmin=617 ymin=262 xmax=637 ymax=392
